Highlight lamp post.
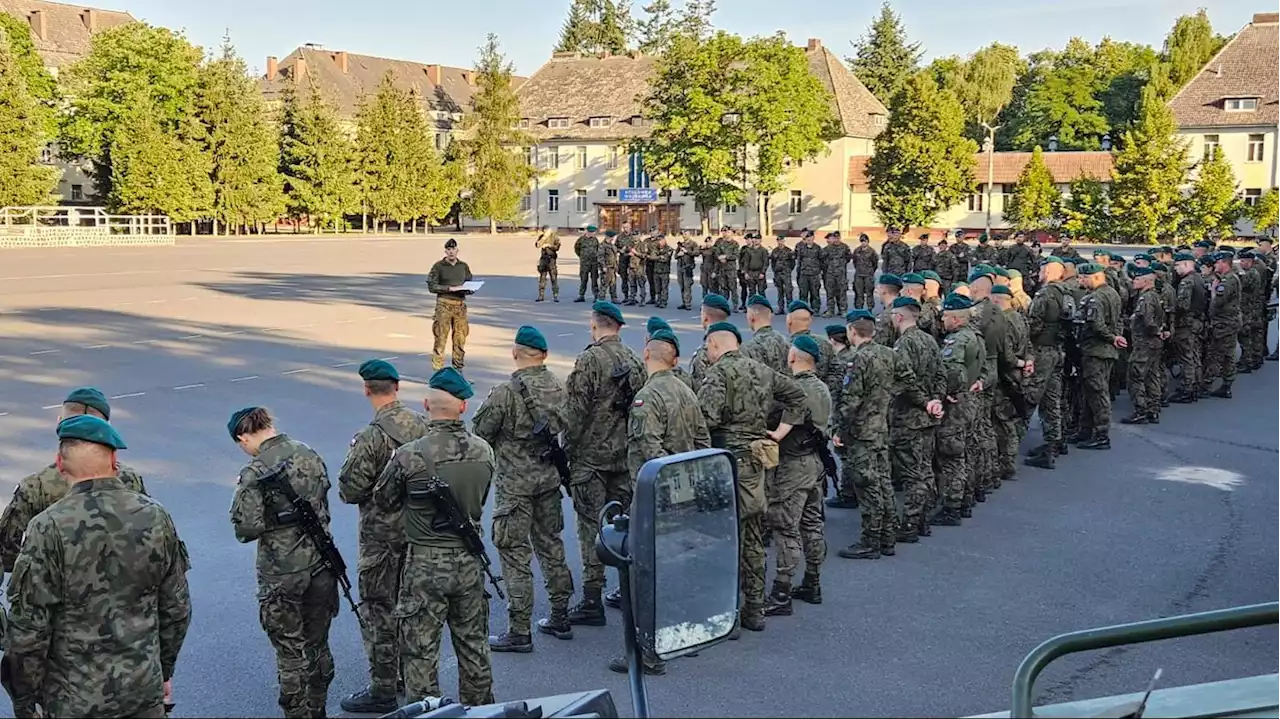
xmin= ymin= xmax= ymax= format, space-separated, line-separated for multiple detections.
xmin=981 ymin=121 xmax=1001 ymax=238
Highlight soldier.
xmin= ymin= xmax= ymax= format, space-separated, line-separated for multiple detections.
xmin=698 ymin=321 xmax=807 ymax=630
xmin=1075 ymin=264 xmax=1126 ymax=449
xmin=713 ymin=233 xmax=740 ymax=308
xmin=612 ymin=328 xmax=711 ymax=673
xmin=534 ymin=225 xmax=561 ymax=302
xmin=881 ymin=226 xmax=912 ymax=276
xmin=617 ymin=230 xmax=636 ymax=304
xmin=851 ymin=233 xmax=879 ymax=310
xmin=699 ymin=236 xmax=716 ymax=298
xmin=930 ymin=294 xmax=986 ymax=525
xmin=574 ymin=226 xmax=601 ymax=303
xmin=625 ymin=234 xmax=648 ymax=305
xmin=337 ymin=360 xmax=431 ymax=715
xmin=873 ymin=274 xmax=903 ymax=346
xmin=910 ymin=232 xmax=936 ymax=273
xmin=989 ymin=285 xmax=1033 ymax=482
xmin=5 ymin=416 xmax=189 ymax=719
xmin=1008 ymin=269 xmax=1033 ymax=313
xmin=795 ymin=230 xmax=824 ymax=307
xmin=737 ymin=235 xmax=752 ymax=310
xmin=934 ymin=239 xmax=959 ymax=296
xmin=901 ymin=274 xmax=939 ymax=342
xmin=826 ymin=322 xmax=851 ymax=356
xmin=427 ymin=238 xmax=472 ymax=371
xmin=770 ymin=234 xmax=796 ymax=312
xmin=691 ymin=294 xmax=733 ymax=389
xmin=0 ymin=387 xmax=148 ymax=573
xmin=1121 ymin=267 xmax=1166 ymax=424
xmin=1237 ymin=251 xmax=1265 ymax=371
xmin=965 ymin=267 xmax=1014 ymax=499
xmin=1203 ymin=252 xmax=1242 ymax=398
xmin=764 ymin=335 xmax=832 ymax=616
xmin=1024 ymin=258 xmax=1070 ymax=470
xmin=675 ymin=233 xmax=700 ymax=310
xmin=785 ymin=299 xmax=838 ymax=394
xmin=229 ymin=407 xmax=337 ymax=717
xmin=643 ymin=317 xmax=692 ymax=390
xmin=600 ymin=231 xmax=621 ymax=303
xmin=1005 ymin=232 xmax=1038 ymax=286
xmin=565 ymin=301 xmax=647 ymax=621
xmin=372 ymin=368 xmax=495 ymax=707
xmin=951 ymin=229 xmax=972 ymax=276
xmin=739 ymin=294 xmax=789 ymax=372
xmin=1055 ymin=235 xmax=1081 ymax=260
xmin=834 ymin=310 xmax=919 ymax=559
xmin=741 ymin=234 xmax=770 ymax=301
xmin=1169 ymin=252 xmax=1208 ymax=404
xmin=971 ymin=234 xmax=996 ymax=265
xmin=888 ymin=297 xmax=945 ymax=542
xmin=649 ymin=235 xmax=674 ymax=308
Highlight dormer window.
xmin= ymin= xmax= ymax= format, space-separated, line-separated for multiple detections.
xmin=589 ymin=116 xmax=612 ymax=128
xmin=630 ymin=115 xmax=648 ymax=127
xmin=548 ymin=117 xmax=571 ymax=129
xmin=1225 ymin=97 xmax=1259 ymax=111
xmin=517 ymin=119 xmax=531 ymax=129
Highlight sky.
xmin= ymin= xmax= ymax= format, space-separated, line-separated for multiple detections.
xmin=113 ymin=0 xmax=1262 ymax=77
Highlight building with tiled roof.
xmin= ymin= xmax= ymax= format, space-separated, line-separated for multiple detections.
xmin=483 ymin=38 xmax=889 ymax=233
xmin=1170 ymin=12 xmax=1278 ymax=234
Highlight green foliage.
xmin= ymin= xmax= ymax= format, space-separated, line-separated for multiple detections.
xmin=459 ymin=34 xmax=535 ymax=231
xmin=0 ymin=26 xmax=57 ymax=205
xmin=1109 ymin=88 xmax=1188 ymax=244
xmin=957 ymin=43 xmax=1021 ymax=127
xmin=1182 ymin=146 xmax=1241 ymax=239
xmin=866 ymin=72 xmax=977 ymax=228
xmin=1058 ymin=174 xmax=1112 ymax=241
xmin=109 ymin=99 xmax=213 ymax=222
xmin=847 ymin=1 xmax=922 ymax=107
xmin=1009 ymin=39 xmax=1108 ymax=151
xmin=1246 ymin=188 xmax=1278 ymax=235
xmin=0 ymin=14 xmax=57 ymax=137
xmin=1093 ymin=39 xmax=1159 ymax=133
xmin=196 ymin=38 xmax=283 ymax=230
xmin=555 ymin=0 xmax=632 ymax=54
xmin=278 ymin=81 xmax=356 ymax=229
xmin=1161 ymin=9 xmax=1225 ymax=90
xmin=1005 ymin=146 xmax=1059 ymax=232
xmin=677 ymin=0 xmax=716 ymax=40
xmin=556 ymin=0 xmax=594 ymax=53
xmin=636 ymin=0 xmax=677 ymax=53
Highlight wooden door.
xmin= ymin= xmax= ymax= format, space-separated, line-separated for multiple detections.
xmin=598 ymin=205 xmax=620 ymax=233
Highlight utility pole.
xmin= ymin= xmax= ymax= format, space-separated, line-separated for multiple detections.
xmin=981 ymin=121 xmax=1000 ymax=238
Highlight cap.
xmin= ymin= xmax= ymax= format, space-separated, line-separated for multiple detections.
xmin=702 ymin=293 xmax=733 ymax=316
xmin=649 ymin=328 xmax=680 ymax=355
xmin=791 ymin=335 xmax=822 ymax=362
xmin=705 ymin=321 xmax=741 ymax=343
xmin=646 ymin=316 xmax=672 ymax=335
xmin=787 ymin=299 xmax=815 ymax=315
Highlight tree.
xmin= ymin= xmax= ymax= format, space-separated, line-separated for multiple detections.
xmin=958 ymin=43 xmax=1021 ymax=128
xmin=847 ymin=2 xmax=922 ymax=107
xmin=459 ymin=34 xmax=535 ymax=233
xmin=278 ymin=81 xmax=356 ymax=232
xmin=1058 ymin=174 xmax=1112 ymax=241
xmin=555 ymin=0 xmax=632 ymax=55
xmin=1109 ymin=87 xmax=1188 ymax=244
xmin=556 ymin=0 xmax=594 ymax=53
xmin=636 ymin=0 xmax=677 ymax=53
xmin=1005 ymin=146 xmax=1059 ymax=232
xmin=1161 ymin=9 xmax=1225 ymax=90
xmin=1094 ymin=38 xmax=1159 ymax=133
xmin=1009 ymin=38 xmax=1108 ymax=150
xmin=0 ymin=14 xmax=57 ymax=138
xmin=196 ymin=37 xmax=283 ymax=233
xmin=109 ymin=99 xmax=212 ymax=223
xmin=1182 ymin=146 xmax=1241 ymax=240
xmin=677 ymin=0 xmax=716 ymax=40
xmin=866 ymin=72 xmax=977 ymax=228
xmin=1246 ymin=188 xmax=1278 ymax=236
xmin=0 ymin=25 xmax=58 ymax=206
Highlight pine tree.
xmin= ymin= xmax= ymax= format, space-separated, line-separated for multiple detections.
xmin=1058 ymin=174 xmax=1112 ymax=241
xmin=278 ymin=81 xmax=356 ymax=232
xmin=847 ymin=2 xmax=923 ymax=107
xmin=1161 ymin=9 xmax=1224 ymax=90
xmin=1182 ymin=146 xmax=1241 ymax=240
xmin=197 ymin=37 xmax=283 ymax=234
xmin=595 ymin=0 xmax=632 ymax=55
xmin=1109 ymin=87 xmax=1188 ymax=244
xmin=1005 ymin=146 xmax=1059 ymax=232
xmin=636 ymin=0 xmax=677 ymax=53
xmin=677 ymin=0 xmax=716 ymax=41
xmin=0 ymin=26 xmax=58 ymax=206
xmin=556 ymin=0 xmax=594 ymax=53
xmin=354 ymin=73 xmax=408 ymax=231
xmin=866 ymin=72 xmax=976 ymax=228
xmin=1246 ymin=188 xmax=1278 ymax=235
xmin=459 ymin=35 xmax=535 ymax=233
xmin=109 ymin=99 xmax=212 ymax=223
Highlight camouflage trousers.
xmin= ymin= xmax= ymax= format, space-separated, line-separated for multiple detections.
xmin=258 ymin=570 xmax=337 ymax=718
xmin=823 ymin=273 xmax=848 ymax=315
xmin=1079 ymin=356 xmax=1115 ymax=438
xmin=848 ymin=438 xmax=895 ymax=550
xmin=1025 ymin=346 xmax=1064 ymax=444
xmin=628 ymin=266 xmax=649 ymax=303
xmin=798 ymin=274 xmax=822 ymax=307
xmin=992 ymin=390 xmax=1020 ymax=480
xmin=834 ymin=446 xmax=858 ymax=504
xmin=1202 ymin=324 xmax=1240 ymax=389
xmin=852 ymin=274 xmax=875 ymax=310
xmin=431 ymin=299 xmax=468 ymax=371
xmin=891 ymin=426 xmax=935 ymax=530
xmin=1171 ymin=327 xmax=1202 ymax=395
xmin=742 ymin=271 xmax=767 ymax=299
xmin=716 ymin=270 xmax=738 ymax=306
xmin=651 ymin=264 xmax=671 ymax=307
xmin=602 ymin=265 xmax=619 ymax=302
xmin=773 ymin=270 xmax=793 ymax=311
xmin=1128 ymin=343 xmax=1163 ymax=417
xmin=678 ymin=266 xmax=695 ymax=307
xmin=578 ymin=261 xmax=600 ymax=300
xmin=358 ymin=542 xmax=406 ymax=697
xmin=734 ymin=452 xmax=767 ymax=615
xmin=765 ymin=453 xmax=824 ymax=586
xmin=619 ymin=263 xmax=633 ymax=300
xmin=492 ymin=488 xmax=574 ymax=634
xmin=936 ymin=394 xmax=972 ymax=512
xmin=1062 ymin=362 xmax=1083 ymax=438
xmin=398 ymin=544 xmax=493 ymax=707
xmin=569 ymin=465 xmax=632 ymax=591
xmin=700 ymin=265 xmax=713 ymax=299
xmin=537 ymin=264 xmax=559 ymax=300
xmin=968 ymin=390 xmax=996 ymax=494
xmin=1241 ymin=314 xmax=1267 ymax=366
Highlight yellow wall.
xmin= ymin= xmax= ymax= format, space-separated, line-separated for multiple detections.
xmin=1181 ymin=126 xmax=1278 ymax=235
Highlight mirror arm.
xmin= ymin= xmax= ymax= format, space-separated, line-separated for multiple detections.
xmin=597 ymin=502 xmax=650 ymax=719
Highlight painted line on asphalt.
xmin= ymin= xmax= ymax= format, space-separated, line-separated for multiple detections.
xmin=388 ymin=333 xmax=413 ymax=338
xmin=0 ymin=412 xmax=8 ymax=417
xmin=110 ymin=392 xmax=146 ymax=399
xmin=368 ymin=316 xmax=388 ymax=322
xmin=557 ymin=332 xmax=574 ymax=337
xmin=297 ymin=323 xmax=315 ymax=329
xmin=41 ymin=404 xmax=61 ymax=410
xmin=147 ymin=299 xmax=166 ymax=304
xmin=336 ymin=319 xmax=355 ymax=324
xmin=181 ymin=297 xmax=199 ymax=301
xmin=379 ymin=356 xmax=400 ymax=361
xmin=83 ymin=343 xmax=110 ymax=349
xmin=132 ymin=339 xmax=161 ymax=345
xmin=173 ymin=383 xmax=205 ymax=391
xmin=178 ymin=334 xmax=203 ymax=340
xmin=29 ymin=349 xmax=59 ymax=355
xmin=282 ymin=368 xmax=310 ymax=375
xmin=331 ymin=361 xmax=358 ymax=368
xmin=267 ymin=291 xmax=285 ymax=295
xmin=229 ymin=375 xmax=259 ymax=382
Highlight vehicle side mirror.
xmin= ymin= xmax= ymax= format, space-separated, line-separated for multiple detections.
xmin=629 ymin=448 xmax=740 ymax=660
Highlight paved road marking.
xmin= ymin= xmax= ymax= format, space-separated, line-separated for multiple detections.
xmin=41 ymin=404 xmax=61 ymax=410
xmin=181 ymin=297 xmax=199 ymax=301
xmin=282 ymin=368 xmax=310 ymax=375
xmin=388 ymin=333 xmax=414 ymax=338
xmin=178 ymin=334 xmax=203 ymax=340
xmin=336 ymin=319 xmax=355 ymax=324
xmin=82 ymin=343 xmax=110 ymax=349
xmin=110 ymin=392 xmax=146 ymax=399
xmin=297 ymin=323 xmax=315 ymax=329
xmin=132 ymin=339 xmax=161 ymax=344
xmin=0 ymin=412 xmax=8 ymax=417
xmin=229 ymin=375 xmax=259 ymax=382
xmin=331 ymin=361 xmax=358 ymax=368
xmin=173 ymin=383 xmax=205 ymax=391
xmin=115 ymin=302 xmax=133 ymax=307
xmin=0 ymin=269 xmax=170 ymax=282
xmin=379 ymin=356 xmax=400 ymax=361
xmin=147 ymin=299 xmax=166 ymax=304
xmin=29 ymin=349 xmax=59 ymax=355
xmin=557 ymin=332 xmax=574 ymax=337
xmin=368 ymin=316 xmax=388 ymax=322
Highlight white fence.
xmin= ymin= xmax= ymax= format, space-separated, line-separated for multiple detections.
xmin=0 ymin=206 xmax=174 ymax=248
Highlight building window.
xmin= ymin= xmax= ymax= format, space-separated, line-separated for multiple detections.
xmin=1203 ymin=134 xmax=1220 ymax=160
xmin=1244 ymin=188 xmax=1262 ymax=206
xmin=435 ymin=132 xmax=448 ymax=150
xmin=577 ymin=146 xmax=588 ymax=169
xmin=520 ymin=192 xmax=532 ymax=212
xmin=1224 ymin=97 xmax=1259 ymax=111
xmin=724 ymin=204 xmax=738 ymax=214
xmin=518 ymin=118 xmax=531 ymax=129
xmin=574 ymin=189 xmax=588 ymax=212
xmin=524 ymin=147 xmax=534 ymax=166
xmin=609 ymin=146 xmax=619 ymax=169
xmin=968 ymin=184 xmax=985 ymax=212
xmin=548 ymin=117 xmax=571 ymax=129
xmin=1247 ymin=134 xmax=1265 ymax=163
xmin=70 ymin=184 xmax=84 ymax=201
xmin=788 ymin=190 xmax=803 ymax=215
xmin=548 ymin=150 xmax=560 ymax=170
xmin=547 ymin=189 xmax=560 ymax=212
xmin=606 ymin=189 xmax=618 ymax=198
xmin=589 ymin=116 xmax=612 ymax=128
xmin=40 ymin=144 xmax=55 ymax=164
xmin=630 ymin=115 xmax=647 ymax=127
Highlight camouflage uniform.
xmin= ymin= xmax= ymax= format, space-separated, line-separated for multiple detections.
xmin=770 ymin=243 xmax=796 ymax=310
xmin=427 ymin=258 xmax=473 ymax=370
xmin=535 ymin=231 xmax=561 ymax=301
xmin=650 ymin=241 xmax=674 ymax=308
xmin=600 ymin=238 xmax=620 ymax=302
xmin=472 ymin=366 xmax=575 ymax=636
xmin=1025 ymin=281 xmax=1068 ymax=452
xmin=910 ymin=243 xmax=936 ymax=273
xmin=790 ymin=328 xmax=838 ymax=394
xmin=1078 ymin=283 xmax=1123 ymax=441
xmin=230 ymin=434 xmax=338 ymax=717
xmin=689 ymin=345 xmax=712 ymax=392
xmin=712 ymin=237 xmax=739 ymax=305
xmin=1238 ymin=263 xmax=1266 ymax=367
xmin=0 ymin=463 xmax=147 ymax=572
xmin=627 ymin=369 xmax=712 ymax=480
xmin=575 ymin=233 xmax=601 ymax=301
xmin=971 ymin=242 xmax=996 ymax=266
xmin=617 ymin=234 xmax=636 ymax=302
xmin=917 ymin=296 xmax=942 ymax=343
xmin=1127 ymin=285 xmax=1166 ymax=420
xmin=741 ymin=243 xmax=770 ymax=298
xmin=1203 ymin=269 xmax=1242 ymax=392
xmin=951 ymin=240 xmax=972 ymax=276
xmin=851 ymin=244 xmax=879 ymax=310
xmin=626 ymin=238 xmax=648 ymax=303
xmin=767 ymin=370 xmax=831 ymax=588
xmin=827 ymin=343 xmax=859 ymax=505
xmin=935 ymin=324 xmax=984 ymax=519
xmin=338 ymin=401 xmax=430 ymax=699
xmin=795 ymin=238 xmax=824 ymax=307
xmin=373 ymin=419 xmax=496 ymax=707
xmin=6 ymin=477 xmax=190 ymax=719
xmin=881 ymin=238 xmax=912 ymax=276
xmin=741 ymin=325 xmax=790 ymax=373
xmin=873 ymin=308 xmax=896 ymax=347
xmin=971 ymin=302 xmax=1014 ymax=495
xmin=891 ymin=326 xmax=943 ymax=537
xmin=994 ymin=307 xmax=1030 ymax=478
xmin=935 ymin=250 xmax=960 ymax=296
xmin=676 ymin=238 xmax=700 ymax=308
xmin=698 ymin=351 xmax=806 ymax=623
xmin=1171 ymin=271 xmax=1208 ymax=397
xmin=699 ymin=240 xmax=716 ymax=298
xmin=820 ymin=239 xmax=851 ymax=316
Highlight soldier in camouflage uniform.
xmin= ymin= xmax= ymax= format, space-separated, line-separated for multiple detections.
xmin=1024 ymin=258 xmax=1070 ymax=469
xmin=971 ymin=235 xmax=996 ymax=266
xmin=338 ymin=361 xmax=431 ymax=715
xmin=873 ymin=274 xmax=902 ymax=346
xmin=741 ymin=234 xmax=770 ymax=300
xmin=785 ymin=299 xmax=838 ymax=394
xmin=600 ymin=231 xmax=621 ymax=303
xmin=930 ymin=294 xmax=986 ymax=526
xmin=741 ymin=294 xmax=790 ymax=372
xmin=770 ymin=235 xmax=796 ymax=312
xmin=698 ymin=321 xmax=807 ymax=630
xmin=1055 ymin=236 xmax=1081 ymax=261
xmin=881 ymin=227 xmax=912 ymax=276
xmin=795 ymin=231 xmax=824 ymax=307
xmin=625 ymin=234 xmax=648 ymax=305
xmin=229 ymin=407 xmax=337 ymax=718
xmin=6 ymin=416 xmax=190 ymax=719
xmin=1237 ymin=251 xmax=1266 ymax=371
xmin=427 ymin=239 xmax=472 ymax=371
xmin=699 ymin=236 xmax=716 ymax=298
xmin=372 ymin=369 xmax=495 ymax=707
xmin=534 ymin=226 xmax=561 ymax=302
xmin=901 ymin=274 xmax=939 ymax=342
xmin=851 ymin=234 xmax=879 ymax=310
xmin=650 ymin=235 xmax=675 ymax=308
xmin=472 ymin=327 xmax=575 ymax=653
xmin=1075 ymin=264 xmax=1125 ymax=449
xmin=887 ymin=298 xmax=945 ymax=542
xmin=1121 ymin=268 xmax=1166 ymax=424
xmin=989 ymin=285 xmax=1033 ymax=481
xmin=950 ymin=230 xmax=972 ymax=277
xmin=1168 ymin=252 xmax=1208 ymax=403
xmin=712 ymin=234 xmax=740 ymax=309
xmin=763 ymin=335 xmax=832 ymax=616
xmin=910 ymin=233 xmax=936 ymax=273
xmin=819 ymin=231 xmax=851 ymax=317
xmin=934 ymin=240 xmax=959 ymax=296
xmin=822 ymin=317 xmax=859 ymax=512
xmin=565 ymin=302 xmax=647 ymax=622
xmin=1203 ymin=252 xmax=1242 ymax=398
xmin=690 ymin=294 xmax=733 ymax=390
xmin=574 ymin=227 xmax=601 ymax=302
xmin=0 ymin=387 xmax=148 ymax=573
xmin=675 ymin=234 xmax=700 ymax=309
xmin=617 ymin=231 xmax=636 ymax=304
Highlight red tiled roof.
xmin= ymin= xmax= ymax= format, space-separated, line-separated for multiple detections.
xmin=1168 ymin=14 xmax=1279 ymax=128
xmin=848 ymin=151 xmax=1114 ymax=189
xmin=0 ymin=0 xmax=135 ymax=67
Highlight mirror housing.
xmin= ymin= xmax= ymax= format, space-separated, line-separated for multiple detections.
xmin=630 ymin=448 xmax=740 ymax=661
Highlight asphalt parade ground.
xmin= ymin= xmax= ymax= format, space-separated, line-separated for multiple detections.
xmin=0 ymin=233 xmax=1276 ymax=718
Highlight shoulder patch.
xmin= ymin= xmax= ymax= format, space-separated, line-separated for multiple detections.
xmin=633 ymin=399 xmax=644 ymax=407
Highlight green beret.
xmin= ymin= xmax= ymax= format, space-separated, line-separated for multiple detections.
xmin=1193 ymin=240 xmax=1214 ymax=249
xmin=968 ymin=265 xmax=995 ymax=283
xmin=1068 ymin=256 xmax=1088 ymax=266
xmin=428 ymin=367 xmax=474 ymax=400
xmin=64 ymin=387 xmax=110 ymax=419
xmin=515 ymin=325 xmax=548 ymax=352
xmin=978 ymin=234 xmax=989 ymax=242
xmin=747 ymin=294 xmax=773 ymax=311
xmin=990 ymin=284 xmax=1013 ymax=296
xmin=1157 ymin=245 xmax=1174 ymax=254
xmin=57 ymin=415 xmax=127 ymax=450
xmin=1238 ymin=248 xmax=1256 ymax=258
xmin=1152 ymin=261 xmax=1169 ymax=272
xmin=227 ymin=406 xmax=259 ymax=440
xmin=1078 ymin=263 xmax=1104 ymax=275
xmin=901 ymin=273 xmax=925 ymax=286
xmin=444 ymin=238 xmax=458 ymax=249
xmin=1174 ymin=251 xmax=1196 ymax=262
xmin=787 ymin=299 xmax=815 ymax=315
xmin=649 ymin=328 xmax=680 ymax=355
xmin=1197 ymin=256 xmax=1215 ymax=267
xmin=358 ymin=359 xmax=399 ymax=382
xmin=845 ymin=309 xmax=874 ymax=322
xmin=705 ymin=321 xmax=741 ymax=343
xmin=1130 ymin=266 xmax=1155 ymax=277
xmin=891 ymin=296 xmax=921 ymax=310
xmin=921 ymin=270 xmax=942 ymax=283
xmin=1093 ymin=248 xmax=1109 ymax=257
xmin=1134 ymin=253 xmax=1154 ymax=263
xmin=605 ymin=230 xmax=617 ymax=237
xmin=702 ymin=293 xmax=733 ymax=315
xmin=1211 ymin=251 xmax=1235 ymax=263
xmin=1042 ymin=256 xmax=1064 ymax=265
xmin=586 ymin=225 xmax=598 ymax=232
xmin=917 ymin=232 xmax=930 ymax=240
xmin=1218 ymin=245 xmax=1235 ymax=254
xmin=942 ymin=293 xmax=976 ymax=311
xmin=878 ymin=273 xmax=903 ymax=288
xmin=592 ymin=300 xmax=625 ymax=325
xmin=991 ymin=266 xmax=1010 ymax=278
xmin=646 ymin=316 xmax=672 ymax=335
xmin=791 ymin=334 xmax=822 ymax=362
xmin=1108 ymin=251 xmax=1125 ymax=262
xmin=824 ymin=323 xmax=848 ymax=338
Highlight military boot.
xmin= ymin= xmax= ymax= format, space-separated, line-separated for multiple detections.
xmin=340 ymin=688 xmax=398 ymax=715
xmin=917 ymin=513 xmax=932 ymax=537
xmin=791 ymin=574 xmax=822 ymax=605
xmin=1120 ymin=413 xmax=1150 ymax=425
xmin=895 ymin=527 xmax=919 ymax=543
xmin=609 ymin=653 xmax=667 ymax=676
xmin=1267 ymin=350 xmax=1278 ymax=361
xmin=825 ymin=496 xmax=858 ymax=509
xmin=740 ymin=610 xmax=766 ymax=631
xmin=1025 ymin=443 xmax=1051 ymax=459
xmin=1053 ymin=441 xmax=1068 ymax=456
xmin=567 ymin=588 xmax=606 ymax=626
xmin=929 ymin=509 xmax=962 ymax=526
xmin=603 ymin=586 xmax=622 ymax=609
xmin=960 ymin=505 xmax=973 ymax=518
xmin=1025 ymin=451 xmax=1055 ymax=469
xmin=1169 ymin=391 xmax=1195 ymax=404
xmin=974 ymin=488 xmax=986 ymax=503
xmin=837 ymin=541 xmax=880 ymax=560
xmin=1078 ymin=433 xmax=1111 ymax=450
xmin=536 ymin=606 xmax=573 ymax=640
xmin=488 ymin=631 xmax=533 ymax=653
xmin=1209 ymin=381 xmax=1233 ymax=399
xmin=763 ymin=581 xmax=793 ymax=617
xmin=574 ymin=296 xmax=586 ymax=302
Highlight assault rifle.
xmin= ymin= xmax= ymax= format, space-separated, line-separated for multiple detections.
xmin=513 ymin=377 xmax=571 ymax=490
xmin=414 ymin=478 xmax=505 ymax=600
xmin=257 ymin=463 xmax=363 ymax=629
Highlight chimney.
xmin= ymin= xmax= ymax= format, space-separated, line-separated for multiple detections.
xmin=334 ymin=51 xmax=348 ymax=74
xmin=807 ymin=38 xmax=822 ymax=51
xmin=81 ymin=8 xmax=97 ymax=33
xmin=1253 ymin=12 xmax=1279 ymax=24
xmin=293 ymin=56 xmax=307 ymax=84
xmin=266 ymin=56 xmax=278 ymax=79
xmin=28 ymin=10 xmax=46 ymax=41
xmin=426 ymin=64 xmax=442 ymax=85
